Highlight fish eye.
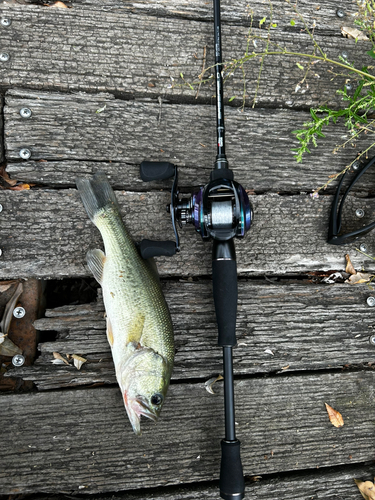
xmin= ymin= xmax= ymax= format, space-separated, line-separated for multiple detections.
xmin=151 ymin=393 xmax=163 ymax=406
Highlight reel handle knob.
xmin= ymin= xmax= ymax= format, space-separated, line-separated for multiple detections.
xmin=140 ymin=161 xmax=175 ymax=182
xmin=220 ymin=439 xmax=245 ymax=500
xmin=140 ymin=239 xmax=177 ymax=259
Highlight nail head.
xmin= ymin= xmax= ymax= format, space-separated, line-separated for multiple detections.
xmin=0 ymin=53 xmax=10 ymax=62
xmin=13 ymin=306 xmax=26 ymax=318
xmin=356 ymin=208 xmax=365 ymax=218
xmin=12 ymin=354 xmax=25 ymax=367
xmin=359 ymin=243 xmax=367 ymax=252
xmin=20 ymin=108 xmax=32 ymax=119
xmin=367 ymin=296 xmax=375 ymax=307
xmin=370 ymin=335 xmax=375 ymax=346
xmin=336 ymin=8 xmax=345 ymax=18
xmin=1 ymin=18 xmax=11 ymax=27
xmin=19 ymin=148 xmax=31 ymax=160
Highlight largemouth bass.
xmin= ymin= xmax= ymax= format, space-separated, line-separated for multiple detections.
xmin=76 ymin=172 xmax=174 ymax=435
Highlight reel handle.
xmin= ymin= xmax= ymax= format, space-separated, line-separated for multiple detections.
xmin=212 ymin=240 xmax=238 ymax=347
xmin=220 ymin=440 xmax=245 ymax=500
xmin=140 ymin=161 xmax=175 ymax=182
xmin=139 ymin=239 xmax=177 ymax=259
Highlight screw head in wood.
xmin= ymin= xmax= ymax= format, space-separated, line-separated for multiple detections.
xmin=13 ymin=306 xmax=26 ymax=318
xmin=0 ymin=52 xmax=10 ymax=62
xmin=20 ymin=108 xmax=32 ymax=118
xmin=12 ymin=354 xmax=25 ymax=367
xmin=336 ymin=9 xmax=345 ymax=18
xmin=370 ymin=335 xmax=375 ymax=346
xmin=341 ymin=51 xmax=348 ymax=59
xmin=19 ymin=148 xmax=31 ymax=159
xmin=0 ymin=204 xmax=3 ymax=213
xmin=1 ymin=18 xmax=11 ymax=27
xmin=345 ymin=83 xmax=352 ymax=91
xmin=359 ymin=243 xmax=367 ymax=252
xmin=367 ymin=296 xmax=375 ymax=307
xmin=352 ymin=161 xmax=360 ymax=170
xmin=356 ymin=208 xmax=365 ymax=218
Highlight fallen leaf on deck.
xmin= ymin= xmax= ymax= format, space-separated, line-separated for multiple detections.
xmin=346 ymin=272 xmax=373 ymax=284
xmin=50 ymin=1 xmax=68 ymax=7
xmin=0 ymin=333 xmax=22 ymax=356
xmin=341 ymin=26 xmax=369 ymax=40
xmin=72 ymin=354 xmax=87 ymax=370
xmin=325 ymin=403 xmax=344 ymax=427
xmin=0 ymin=282 xmax=23 ymax=335
xmin=52 ymin=352 xmax=70 ymax=365
xmin=0 ymin=281 xmax=18 ymax=293
xmin=354 ymin=479 xmax=375 ymax=500
xmin=9 ymin=183 xmax=31 ymax=191
xmin=204 ymin=374 xmax=223 ymax=394
xmin=345 ymin=254 xmax=356 ymax=275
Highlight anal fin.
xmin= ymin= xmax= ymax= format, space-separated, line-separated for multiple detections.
xmin=87 ymin=249 xmax=105 ymax=284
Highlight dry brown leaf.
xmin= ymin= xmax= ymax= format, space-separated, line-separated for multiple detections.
xmin=50 ymin=1 xmax=68 ymax=7
xmin=0 ymin=333 xmax=22 ymax=356
xmin=345 ymin=254 xmax=356 ymax=275
xmin=53 ymin=352 xmax=70 ymax=365
xmin=346 ymin=272 xmax=373 ymax=284
xmin=325 ymin=403 xmax=344 ymax=427
xmin=0 ymin=281 xmax=17 ymax=293
xmin=9 ymin=183 xmax=31 ymax=191
xmin=354 ymin=479 xmax=375 ymax=500
xmin=72 ymin=354 xmax=87 ymax=370
xmin=204 ymin=374 xmax=224 ymax=394
xmin=341 ymin=26 xmax=369 ymax=40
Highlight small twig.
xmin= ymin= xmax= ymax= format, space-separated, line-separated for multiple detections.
xmin=195 ymin=46 xmax=207 ymax=99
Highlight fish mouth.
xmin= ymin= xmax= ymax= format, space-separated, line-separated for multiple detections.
xmin=123 ymin=391 xmax=159 ymax=436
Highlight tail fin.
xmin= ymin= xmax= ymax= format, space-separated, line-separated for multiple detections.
xmin=76 ymin=171 xmax=120 ymax=223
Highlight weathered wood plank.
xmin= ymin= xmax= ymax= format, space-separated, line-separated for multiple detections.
xmin=1 ymin=372 xmax=374 ymax=494
xmin=12 ymin=282 xmax=375 ymax=389
xmin=0 ymin=94 xmax=3 ymax=164
xmin=0 ymin=5 xmax=369 ymax=107
xmin=70 ymin=0 xmax=356 ymax=32
xmin=1 ymin=188 xmax=374 ymax=279
xmin=5 ymin=91 xmax=374 ymax=193
xmin=40 ymin=465 xmax=375 ymax=500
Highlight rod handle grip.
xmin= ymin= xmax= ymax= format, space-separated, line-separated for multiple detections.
xmin=212 ymin=257 xmax=238 ymax=347
xmin=139 ymin=239 xmax=177 ymax=259
xmin=220 ymin=440 xmax=245 ymax=500
xmin=140 ymin=161 xmax=175 ymax=182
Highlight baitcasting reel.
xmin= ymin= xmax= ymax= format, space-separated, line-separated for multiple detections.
xmin=139 ymin=161 xmax=252 ymax=259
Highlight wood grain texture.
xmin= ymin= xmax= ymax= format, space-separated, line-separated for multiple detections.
xmin=11 ymin=282 xmax=375 ymax=389
xmin=0 ymin=4 xmax=369 ymax=108
xmin=1 ymin=187 xmax=375 ymax=279
xmin=71 ymin=0 xmax=357 ymax=31
xmin=5 ymin=90 xmax=375 ymax=194
xmin=38 ymin=465 xmax=375 ymax=500
xmin=1 ymin=372 xmax=375 ymax=494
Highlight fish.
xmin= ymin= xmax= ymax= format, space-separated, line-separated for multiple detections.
xmin=76 ymin=172 xmax=174 ymax=435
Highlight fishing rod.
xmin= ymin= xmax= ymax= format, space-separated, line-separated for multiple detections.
xmin=139 ymin=1 xmax=252 ymax=498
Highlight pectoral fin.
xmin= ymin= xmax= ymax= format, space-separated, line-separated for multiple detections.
xmin=86 ymin=249 xmax=105 ymax=284
xmin=127 ymin=313 xmax=146 ymax=344
xmin=106 ymin=316 xmax=114 ymax=347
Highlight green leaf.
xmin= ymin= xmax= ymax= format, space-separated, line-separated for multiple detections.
xmin=228 ymin=96 xmax=237 ymax=102
xmin=290 ymin=19 xmax=295 ymax=26
xmin=259 ymin=16 xmax=267 ymax=27
xmin=271 ymin=23 xmax=277 ymax=28
xmin=296 ymin=63 xmax=304 ymax=70
xmin=180 ymin=72 xmax=184 ymax=79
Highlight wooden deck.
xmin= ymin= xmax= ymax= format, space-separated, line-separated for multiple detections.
xmin=1 ymin=0 xmax=375 ymax=499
